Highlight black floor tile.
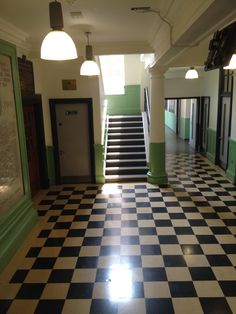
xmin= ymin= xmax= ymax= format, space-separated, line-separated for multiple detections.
xmin=48 ymin=269 xmax=74 ymax=283
xmin=163 ymin=255 xmax=187 ymax=267
xmin=189 ymin=267 xmax=216 ymax=281
xmin=143 ymin=267 xmax=167 ymax=281
xmin=146 ymin=298 xmax=174 ymax=314
xmin=16 ymin=283 xmax=45 ymax=299
xmin=67 ymin=283 xmax=93 ymax=299
xmin=35 ymin=300 xmax=64 ymax=314
xmin=10 ymin=270 xmax=29 ymax=283
xmin=90 ymin=299 xmax=118 ymax=314
xmin=200 ymin=297 xmax=233 ymax=314
xmin=169 ymin=281 xmax=197 ymax=297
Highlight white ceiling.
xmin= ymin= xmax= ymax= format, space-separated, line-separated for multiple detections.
xmin=0 ymin=0 xmax=236 ymax=65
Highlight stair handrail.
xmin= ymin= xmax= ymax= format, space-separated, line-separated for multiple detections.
xmin=144 ymin=87 xmax=150 ymax=133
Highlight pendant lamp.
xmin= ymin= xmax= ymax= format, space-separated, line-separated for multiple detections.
xmin=185 ymin=67 xmax=198 ymax=79
xmin=223 ymin=54 xmax=236 ymax=70
xmin=41 ymin=0 xmax=78 ymax=60
xmin=80 ymin=32 xmax=100 ymax=76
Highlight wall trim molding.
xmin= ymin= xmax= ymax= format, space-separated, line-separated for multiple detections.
xmin=0 ymin=18 xmax=31 ymax=56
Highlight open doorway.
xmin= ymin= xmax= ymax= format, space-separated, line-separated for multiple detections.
xmin=165 ymin=97 xmax=201 ymax=153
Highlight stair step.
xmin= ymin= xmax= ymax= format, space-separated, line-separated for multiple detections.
xmin=106 ymin=166 xmax=147 ymax=176
xmin=106 ymin=153 xmax=146 ymax=160
xmin=106 ymin=159 xmax=146 ymax=163
xmin=107 ymin=146 xmax=145 ymax=153
xmin=109 ymin=115 xmax=142 ymax=122
xmin=108 ymin=134 xmax=144 ymax=140
xmin=106 ymin=160 xmax=147 ymax=167
xmin=105 ymin=174 xmax=147 ymax=182
xmin=108 ymin=121 xmax=143 ymax=127
xmin=108 ymin=140 xmax=145 ymax=146
xmin=108 ymin=128 xmax=143 ymax=134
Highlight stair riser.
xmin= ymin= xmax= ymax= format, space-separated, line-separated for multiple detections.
xmin=107 ymin=147 xmax=145 ymax=153
xmin=109 ymin=117 xmax=142 ymax=122
xmin=108 ymin=141 xmax=145 ymax=146
xmin=106 ymin=168 xmax=147 ymax=175
xmin=109 ymin=123 xmax=143 ymax=128
xmin=106 ymin=154 xmax=146 ymax=160
xmin=108 ymin=128 xmax=143 ymax=134
xmin=108 ymin=134 xmax=144 ymax=140
xmin=106 ymin=161 xmax=147 ymax=167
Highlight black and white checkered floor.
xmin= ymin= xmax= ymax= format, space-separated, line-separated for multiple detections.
xmin=1 ymin=154 xmax=236 ymax=314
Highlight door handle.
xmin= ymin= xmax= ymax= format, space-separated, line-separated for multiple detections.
xmin=59 ymin=150 xmax=64 ymax=156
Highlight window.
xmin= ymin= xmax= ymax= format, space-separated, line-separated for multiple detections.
xmin=99 ymin=55 xmax=125 ymax=95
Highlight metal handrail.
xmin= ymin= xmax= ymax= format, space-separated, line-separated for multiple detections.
xmin=144 ymin=87 xmax=150 ymax=133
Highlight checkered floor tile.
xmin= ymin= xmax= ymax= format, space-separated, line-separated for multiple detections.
xmin=0 ymin=154 xmax=236 ymax=314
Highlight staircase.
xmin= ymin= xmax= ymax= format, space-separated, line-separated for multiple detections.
xmin=105 ymin=115 xmax=147 ymax=181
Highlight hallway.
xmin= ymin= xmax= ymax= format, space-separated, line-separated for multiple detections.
xmin=1 ymin=147 xmax=236 ymax=313
xmin=166 ymin=126 xmax=194 ymax=155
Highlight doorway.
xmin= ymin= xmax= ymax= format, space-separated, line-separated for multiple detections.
xmin=50 ymin=98 xmax=95 ymax=184
xmin=216 ymin=69 xmax=233 ymax=170
xmin=218 ymin=96 xmax=232 ymax=169
xmin=198 ymin=96 xmax=210 ymax=155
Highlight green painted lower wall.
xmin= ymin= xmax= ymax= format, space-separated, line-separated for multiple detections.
xmin=206 ymin=128 xmax=216 ymax=163
xmin=179 ymin=117 xmax=190 ymax=140
xmin=94 ymin=144 xmax=105 ymax=184
xmin=107 ymin=85 xmax=141 ymax=115
xmin=0 ymin=198 xmax=37 ymax=272
xmin=46 ymin=146 xmax=56 ymax=185
xmin=147 ymin=142 xmax=168 ymax=185
xmin=165 ymin=111 xmax=176 ymax=132
xmin=226 ymin=138 xmax=236 ymax=184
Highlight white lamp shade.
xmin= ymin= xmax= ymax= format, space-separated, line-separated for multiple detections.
xmin=224 ymin=54 xmax=236 ymax=70
xmin=185 ymin=67 xmax=198 ymax=79
xmin=80 ymin=60 xmax=100 ymax=76
xmin=41 ymin=30 xmax=78 ymax=60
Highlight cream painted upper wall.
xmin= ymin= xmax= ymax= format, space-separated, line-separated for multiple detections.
xmin=202 ymin=69 xmax=219 ymax=130
xmin=124 ymin=55 xmax=141 ymax=85
xmin=165 ymin=77 xmax=204 ymax=98
xmin=33 ymin=58 xmax=101 ymax=146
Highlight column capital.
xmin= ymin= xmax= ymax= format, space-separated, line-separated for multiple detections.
xmin=149 ymin=65 xmax=167 ymax=76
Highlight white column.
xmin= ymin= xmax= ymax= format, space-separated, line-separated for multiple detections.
xmin=149 ymin=66 xmax=166 ymax=143
xmin=147 ymin=65 xmax=168 ymax=185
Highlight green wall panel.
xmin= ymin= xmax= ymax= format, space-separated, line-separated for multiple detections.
xmin=179 ymin=117 xmax=190 ymax=140
xmin=0 ymin=39 xmax=37 ymax=272
xmin=147 ymin=142 xmax=168 ymax=185
xmin=107 ymin=85 xmax=141 ymax=115
xmin=226 ymin=138 xmax=236 ymax=184
xmin=0 ymin=199 xmax=37 ymax=272
xmin=206 ymin=128 xmax=216 ymax=163
xmin=165 ymin=111 xmax=176 ymax=132
xmin=46 ymin=146 xmax=56 ymax=185
xmin=94 ymin=144 xmax=105 ymax=184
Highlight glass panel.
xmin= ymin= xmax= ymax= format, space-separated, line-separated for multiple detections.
xmin=0 ymin=54 xmax=24 ymax=213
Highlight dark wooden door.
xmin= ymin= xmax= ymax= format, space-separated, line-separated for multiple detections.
xmin=23 ymin=103 xmax=40 ymax=196
xmin=199 ymin=97 xmax=210 ymax=155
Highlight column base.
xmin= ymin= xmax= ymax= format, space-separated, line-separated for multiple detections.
xmin=147 ymin=142 xmax=168 ymax=185
xmin=147 ymin=171 xmax=168 ymax=185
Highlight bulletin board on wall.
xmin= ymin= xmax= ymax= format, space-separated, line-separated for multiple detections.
xmin=0 ymin=39 xmax=30 ymax=213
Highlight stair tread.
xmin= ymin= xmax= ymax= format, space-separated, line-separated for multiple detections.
xmin=108 ymin=132 xmax=144 ymax=136
xmin=108 ymin=138 xmax=143 ymax=142
xmin=106 ymin=159 xmax=146 ymax=162
xmin=106 ymin=166 xmax=147 ymax=170
xmin=107 ymin=152 xmax=145 ymax=156
xmin=109 ymin=121 xmax=142 ymax=124
xmin=107 ymin=145 xmax=145 ymax=148
xmin=105 ymin=174 xmax=147 ymax=179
